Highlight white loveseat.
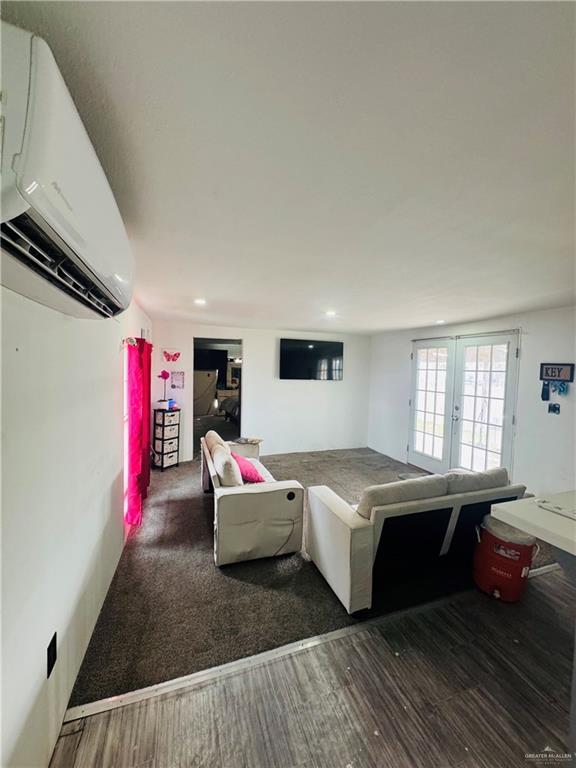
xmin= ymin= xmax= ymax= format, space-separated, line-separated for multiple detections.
xmin=306 ymin=468 xmax=526 ymax=614
xmin=201 ymin=431 xmax=304 ymax=566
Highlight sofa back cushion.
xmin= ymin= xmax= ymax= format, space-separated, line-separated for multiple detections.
xmin=212 ymin=445 xmax=243 ymax=487
xmin=205 ymin=430 xmax=230 ymax=456
xmin=445 ymin=467 xmax=509 ymax=495
xmin=357 ymin=474 xmax=448 ymax=520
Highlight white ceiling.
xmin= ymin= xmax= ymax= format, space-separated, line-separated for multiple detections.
xmin=2 ymin=2 xmax=574 ymax=333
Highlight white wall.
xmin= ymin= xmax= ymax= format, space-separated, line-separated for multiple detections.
xmin=1 ymin=288 xmax=152 ymax=768
xmin=368 ymin=305 xmax=576 ymax=495
xmin=4 ymin=297 xmax=570 ymax=768
xmin=151 ymin=321 xmax=370 ymax=459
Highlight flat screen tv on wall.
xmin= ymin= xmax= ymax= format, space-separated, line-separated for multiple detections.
xmin=279 ymin=339 xmax=344 ymax=380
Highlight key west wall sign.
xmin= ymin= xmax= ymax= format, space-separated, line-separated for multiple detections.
xmin=539 ymin=363 xmax=575 ymax=382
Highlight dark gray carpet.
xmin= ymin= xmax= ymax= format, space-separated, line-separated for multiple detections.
xmin=70 ymin=448 xmax=554 ymax=706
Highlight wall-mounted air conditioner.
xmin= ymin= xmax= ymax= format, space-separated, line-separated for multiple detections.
xmin=1 ymin=21 xmax=134 ymax=319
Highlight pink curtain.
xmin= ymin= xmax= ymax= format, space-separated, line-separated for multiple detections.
xmin=141 ymin=340 xmax=152 ymax=499
xmin=126 ymin=338 xmax=153 ymax=525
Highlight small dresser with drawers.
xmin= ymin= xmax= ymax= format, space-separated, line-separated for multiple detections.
xmin=153 ymin=409 xmax=181 ymax=470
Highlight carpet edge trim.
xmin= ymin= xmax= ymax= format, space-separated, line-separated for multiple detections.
xmin=65 ymin=566 xmax=561 ymax=723
xmin=63 ymin=591 xmax=461 ymax=722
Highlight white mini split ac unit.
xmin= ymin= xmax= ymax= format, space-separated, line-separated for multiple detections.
xmin=1 ymin=21 xmax=134 ymax=319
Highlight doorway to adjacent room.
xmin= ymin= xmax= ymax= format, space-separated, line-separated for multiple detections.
xmin=192 ymin=338 xmax=242 ymax=457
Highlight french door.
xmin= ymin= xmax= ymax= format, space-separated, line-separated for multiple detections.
xmin=408 ymin=339 xmax=456 ymax=474
xmin=408 ymin=333 xmax=519 ymax=474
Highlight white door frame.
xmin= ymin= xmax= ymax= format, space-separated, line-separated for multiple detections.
xmin=450 ymin=332 xmax=519 ymax=473
xmin=408 ymin=330 xmax=520 ymax=475
xmin=408 ymin=337 xmax=456 ymax=474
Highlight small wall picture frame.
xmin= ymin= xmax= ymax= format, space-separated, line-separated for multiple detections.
xmin=171 ymin=371 xmax=185 ymax=389
xmin=539 ymin=363 xmax=574 ymax=382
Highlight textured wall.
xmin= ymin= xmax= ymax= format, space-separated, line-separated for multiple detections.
xmin=368 ymin=305 xmax=576 ymax=495
xmin=152 ymin=321 xmax=370 ymax=460
xmin=1 ymin=290 xmax=151 ymax=768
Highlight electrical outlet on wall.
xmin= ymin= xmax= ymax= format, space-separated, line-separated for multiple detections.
xmin=47 ymin=632 xmax=57 ymax=678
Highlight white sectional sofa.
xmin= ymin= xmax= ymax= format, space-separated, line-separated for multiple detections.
xmin=306 ymin=468 xmax=526 ymax=614
xmin=201 ymin=431 xmax=304 ymax=566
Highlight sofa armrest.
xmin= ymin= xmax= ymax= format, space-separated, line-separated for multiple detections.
xmin=215 ymin=480 xmax=303 ymax=507
xmin=214 ymin=481 xmax=304 ymax=566
xmin=226 ymin=441 xmax=260 ymax=459
xmin=306 ymin=486 xmax=374 ymax=614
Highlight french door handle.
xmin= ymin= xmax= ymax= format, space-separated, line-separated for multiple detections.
xmin=451 ymin=415 xmax=460 ymax=422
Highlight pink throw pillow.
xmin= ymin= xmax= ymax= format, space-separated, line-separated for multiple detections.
xmin=231 ymin=452 xmax=265 ymax=484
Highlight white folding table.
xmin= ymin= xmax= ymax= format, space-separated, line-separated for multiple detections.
xmin=492 ymin=493 xmax=576 ymax=763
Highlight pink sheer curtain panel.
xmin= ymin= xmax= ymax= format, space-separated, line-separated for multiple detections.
xmin=125 ymin=338 xmax=152 ymax=525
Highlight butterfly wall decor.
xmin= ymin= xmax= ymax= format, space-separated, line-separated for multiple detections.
xmin=163 ymin=350 xmax=181 ymax=363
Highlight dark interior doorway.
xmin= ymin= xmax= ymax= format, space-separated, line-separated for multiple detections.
xmin=193 ymin=338 xmax=242 ymax=457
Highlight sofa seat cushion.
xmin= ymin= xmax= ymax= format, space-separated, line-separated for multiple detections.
xmin=357 ymin=474 xmax=448 ymax=519
xmin=205 ymin=430 xmax=230 ymax=456
xmin=212 ymin=445 xmax=243 ymax=487
xmin=445 ymin=467 xmax=509 ymax=494
xmin=247 ymin=459 xmax=275 ymax=484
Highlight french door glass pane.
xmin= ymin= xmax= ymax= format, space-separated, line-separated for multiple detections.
xmin=457 ymin=342 xmax=508 ymax=471
xmin=460 ymin=444 xmax=472 ymax=468
xmin=413 ymin=346 xmax=448 ymax=459
xmin=461 ymin=420 xmax=473 ymax=444
xmin=464 ymin=348 xmax=477 ymax=369
xmin=488 ymin=425 xmax=502 ymax=453
xmin=486 ymin=451 xmax=501 ymax=469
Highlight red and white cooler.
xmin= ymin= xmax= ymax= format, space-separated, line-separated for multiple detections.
xmin=473 ymin=515 xmax=537 ymax=602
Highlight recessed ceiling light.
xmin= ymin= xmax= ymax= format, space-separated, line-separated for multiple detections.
xmin=325 ymin=310 xmax=336 ymax=318
xmin=435 ymin=319 xmax=446 ymax=325
xmin=194 ymin=298 xmax=207 ymax=306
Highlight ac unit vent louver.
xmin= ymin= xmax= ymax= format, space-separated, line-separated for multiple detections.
xmin=1 ymin=212 xmax=122 ymax=318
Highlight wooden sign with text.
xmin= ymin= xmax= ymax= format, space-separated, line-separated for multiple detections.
xmin=539 ymin=363 xmax=574 ymax=382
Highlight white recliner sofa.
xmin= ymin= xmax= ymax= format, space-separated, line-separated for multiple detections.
xmin=306 ymin=468 xmax=526 ymax=614
xmin=201 ymin=431 xmax=304 ymax=566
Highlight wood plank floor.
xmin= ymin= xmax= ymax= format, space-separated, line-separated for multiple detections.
xmin=51 ymin=570 xmax=574 ymax=768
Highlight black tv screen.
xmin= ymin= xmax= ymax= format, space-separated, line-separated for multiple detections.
xmin=279 ymin=339 xmax=344 ymax=380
